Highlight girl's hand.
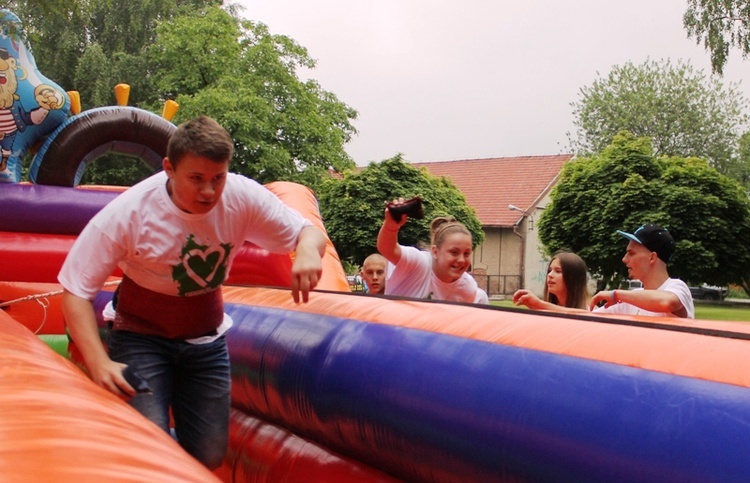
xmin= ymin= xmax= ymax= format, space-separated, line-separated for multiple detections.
xmin=384 ymin=198 xmax=409 ymax=230
xmin=512 ymin=289 xmax=544 ymax=309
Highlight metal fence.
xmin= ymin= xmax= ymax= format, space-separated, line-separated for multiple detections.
xmin=348 ymin=274 xmax=521 ymax=298
xmin=472 ymin=274 xmax=521 ymax=298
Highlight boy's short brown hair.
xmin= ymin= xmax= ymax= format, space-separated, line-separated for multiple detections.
xmin=167 ymin=116 xmax=234 ymax=167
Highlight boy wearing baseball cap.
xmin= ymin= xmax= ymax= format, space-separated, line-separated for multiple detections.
xmin=590 ymin=223 xmax=694 ymax=318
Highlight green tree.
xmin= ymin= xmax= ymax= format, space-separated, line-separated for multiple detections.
xmin=149 ymin=9 xmax=357 ymax=187
xmin=540 ymin=131 xmax=750 ymax=295
xmin=737 ymin=131 xmax=750 ymax=188
xmin=6 ymin=0 xmax=88 ymax=93
xmin=317 ymin=156 xmax=484 ymax=266
xmin=7 ymin=0 xmax=218 ymax=186
xmin=8 ymin=0 xmax=213 ymax=106
xmin=569 ymin=59 xmax=749 ymax=184
xmin=6 ymin=2 xmax=357 ymax=187
xmin=684 ymin=0 xmax=750 ymax=75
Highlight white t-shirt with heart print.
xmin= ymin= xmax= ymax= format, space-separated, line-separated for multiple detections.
xmin=59 ymin=170 xmax=311 ymax=302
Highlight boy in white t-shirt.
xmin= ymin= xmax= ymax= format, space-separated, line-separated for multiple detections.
xmin=59 ymin=116 xmax=326 ymax=468
xmin=591 ymin=223 xmax=694 ymax=318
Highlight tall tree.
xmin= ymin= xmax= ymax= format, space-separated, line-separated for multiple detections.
xmin=569 ymin=59 xmax=749 ymax=185
xmin=738 ymin=131 xmax=750 ymax=188
xmin=7 ymin=0 xmax=217 ymax=106
xmin=317 ymin=156 xmax=484 ymax=266
xmin=540 ymin=131 xmax=750 ymax=295
xmin=6 ymin=0 xmax=88 ymax=93
xmin=148 ymin=8 xmax=358 ymax=187
xmin=684 ymin=0 xmax=750 ymax=75
xmin=6 ymin=0 xmax=219 ymax=186
xmin=5 ymin=1 xmax=357 ymax=187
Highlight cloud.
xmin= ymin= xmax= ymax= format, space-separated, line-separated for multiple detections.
xmin=236 ymin=0 xmax=750 ymax=165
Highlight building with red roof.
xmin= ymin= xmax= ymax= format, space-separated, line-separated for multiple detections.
xmin=412 ymin=154 xmax=572 ymax=297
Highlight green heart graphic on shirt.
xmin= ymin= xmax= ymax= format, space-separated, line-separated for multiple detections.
xmin=184 ymin=247 xmax=225 ymax=288
xmin=173 ymin=235 xmax=233 ymax=296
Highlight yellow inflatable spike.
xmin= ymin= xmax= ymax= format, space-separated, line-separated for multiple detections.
xmin=162 ymin=100 xmax=179 ymax=121
xmin=114 ymin=83 xmax=130 ymax=106
xmin=66 ymin=91 xmax=81 ymax=115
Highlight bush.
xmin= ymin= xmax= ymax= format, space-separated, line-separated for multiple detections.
xmin=728 ymin=285 xmax=748 ymax=299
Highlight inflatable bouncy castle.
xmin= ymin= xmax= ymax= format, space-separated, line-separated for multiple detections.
xmin=7 ymin=174 xmax=750 ymax=482
xmin=4 ymin=8 xmax=750 ymax=483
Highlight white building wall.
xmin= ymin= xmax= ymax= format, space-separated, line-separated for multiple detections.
xmin=522 ymin=192 xmax=554 ymax=297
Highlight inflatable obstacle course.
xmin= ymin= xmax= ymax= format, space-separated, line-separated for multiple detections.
xmin=5 ymin=179 xmax=750 ymax=481
xmin=3 ymin=7 xmax=750 ymax=481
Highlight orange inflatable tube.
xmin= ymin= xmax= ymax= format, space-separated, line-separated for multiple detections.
xmin=0 ymin=281 xmax=66 ymax=334
xmin=265 ymin=181 xmax=349 ymax=292
xmin=0 ymin=308 xmax=219 ymax=482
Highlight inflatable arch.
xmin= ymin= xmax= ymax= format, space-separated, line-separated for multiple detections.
xmin=4 ymin=178 xmax=750 ymax=481
xmin=29 ymin=106 xmax=175 ymax=186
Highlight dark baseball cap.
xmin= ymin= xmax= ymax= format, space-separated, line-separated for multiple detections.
xmin=617 ymin=223 xmax=675 ymax=263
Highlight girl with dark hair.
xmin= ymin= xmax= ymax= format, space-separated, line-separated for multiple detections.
xmin=513 ymin=250 xmax=590 ymax=312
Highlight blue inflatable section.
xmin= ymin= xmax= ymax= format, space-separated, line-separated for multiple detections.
xmin=224 ymin=302 xmax=750 ymax=482
xmin=90 ymin=290 xmax=750 ymax=481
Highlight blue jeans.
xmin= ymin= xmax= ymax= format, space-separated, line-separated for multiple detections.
xmin=107 ymin=330 xmax=231 ymax=469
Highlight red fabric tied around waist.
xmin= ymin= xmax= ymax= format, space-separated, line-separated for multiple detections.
xmin=113 ymin=275 xmax=224 ymax=340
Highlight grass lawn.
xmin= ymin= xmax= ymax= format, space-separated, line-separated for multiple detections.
xmin=694 ymin=303 xmax=750 ymax=323
xmin=491 ymin=299 xmax=750 ymax=323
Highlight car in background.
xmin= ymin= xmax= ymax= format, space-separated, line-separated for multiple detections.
xmin=621 ymin=280 xmax=726 ymax=301
xmin=620 ymin=279 xmax=643 ymax=290
xmin=347 ymin=275 xmax=364 ymax=292
xmin=689 ymin=284 xmax=728 ymax=301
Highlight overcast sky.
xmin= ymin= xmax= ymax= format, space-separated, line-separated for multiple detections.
xmin=235 ymin=0 xmax=750 ymax=166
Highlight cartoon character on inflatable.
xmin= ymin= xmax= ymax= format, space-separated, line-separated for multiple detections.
xmin=0 ymin=10 xmax=68 ymax=183
xmin=0 ymin=9 xmax=176 ymax=187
